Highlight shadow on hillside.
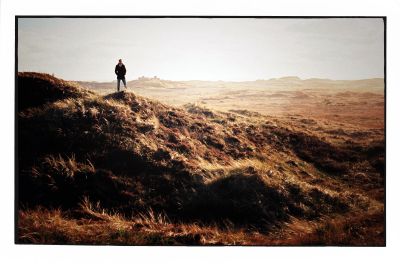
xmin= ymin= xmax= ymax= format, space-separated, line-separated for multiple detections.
xmin=17 ymin=72 xmax=93 ymax=111
xmin=17 ymin=73 xmax=364 ymax=232
xmin=19 ymin=152 xmax=349 ymax=232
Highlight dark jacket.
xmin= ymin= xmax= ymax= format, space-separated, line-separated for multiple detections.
xmin=115 ymin=63 xmax=126 ymax=79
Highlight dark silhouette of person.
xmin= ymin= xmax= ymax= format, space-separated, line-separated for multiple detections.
xmin=115 ymin=59 xmax=127 ymax=92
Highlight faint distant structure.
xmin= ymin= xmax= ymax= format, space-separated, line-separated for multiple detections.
xmin=138 ymin=76 xmax=160 ymax=81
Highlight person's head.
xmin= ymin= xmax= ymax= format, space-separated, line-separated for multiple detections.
xmin=118 ymin=59 xmax=122 ymax=64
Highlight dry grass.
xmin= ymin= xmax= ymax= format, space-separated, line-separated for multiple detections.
xmin=16 ymin=72 xmax=385 ymax=245
xmin=18 ymin=200 xmax=384 ymax=246
xmin=18 ymin=200 xmax=256 ymax=245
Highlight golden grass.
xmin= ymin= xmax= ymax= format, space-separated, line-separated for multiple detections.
xmin=17 ymin=72 xmax=385 ymax=246
xmin=18 ymin=201 xmax=384 ymax=246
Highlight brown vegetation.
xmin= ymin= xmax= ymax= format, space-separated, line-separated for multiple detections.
xmin=17 ymin=72 xmax=385 ymax=245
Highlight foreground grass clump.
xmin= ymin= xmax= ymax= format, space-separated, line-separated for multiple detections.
xmin=17 ymin=72 xmax=384 ymax=245
xmin=18 ymin=200 xmax=383 ymax=246
xmin=18 ymin=200 xmax=254 ymax=245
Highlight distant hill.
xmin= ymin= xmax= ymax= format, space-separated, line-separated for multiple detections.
xmin=76 ymin=76 xmax=384 ymax=92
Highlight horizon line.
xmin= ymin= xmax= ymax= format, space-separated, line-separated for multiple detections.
xmin=16 ymin=71 xmax=384 ymax=83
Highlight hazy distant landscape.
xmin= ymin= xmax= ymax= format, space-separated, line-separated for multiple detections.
xmin=77 ymin=76 xmax=384 ymax=128
xmin=17 ymin=72 xmax=385 ymax=245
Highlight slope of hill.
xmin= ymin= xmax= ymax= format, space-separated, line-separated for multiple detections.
xmin=17 ymin=72 xmax=384 ymax=245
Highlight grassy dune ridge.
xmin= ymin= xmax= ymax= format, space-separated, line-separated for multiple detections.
xmin=17 ymin=72 xmax=384 ymax=245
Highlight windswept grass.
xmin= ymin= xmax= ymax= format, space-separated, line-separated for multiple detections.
xmin=18 ymin=198 xmax=383 ymax=246
xmin=16 ymin=72 xmax=385 ymax=245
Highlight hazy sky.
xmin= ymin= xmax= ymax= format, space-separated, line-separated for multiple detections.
xmin=18 ymin=18 xmax=384 ymax=81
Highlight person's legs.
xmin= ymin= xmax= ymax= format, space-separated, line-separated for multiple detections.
xmin=122 ymin=77 xmax=127 ymax=89
xmin=117 ymin=78 xmax=121 ymax=92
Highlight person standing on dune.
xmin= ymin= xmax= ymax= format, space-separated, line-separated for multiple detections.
xmin=115 ymin=59 xmax=127 ymax=92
